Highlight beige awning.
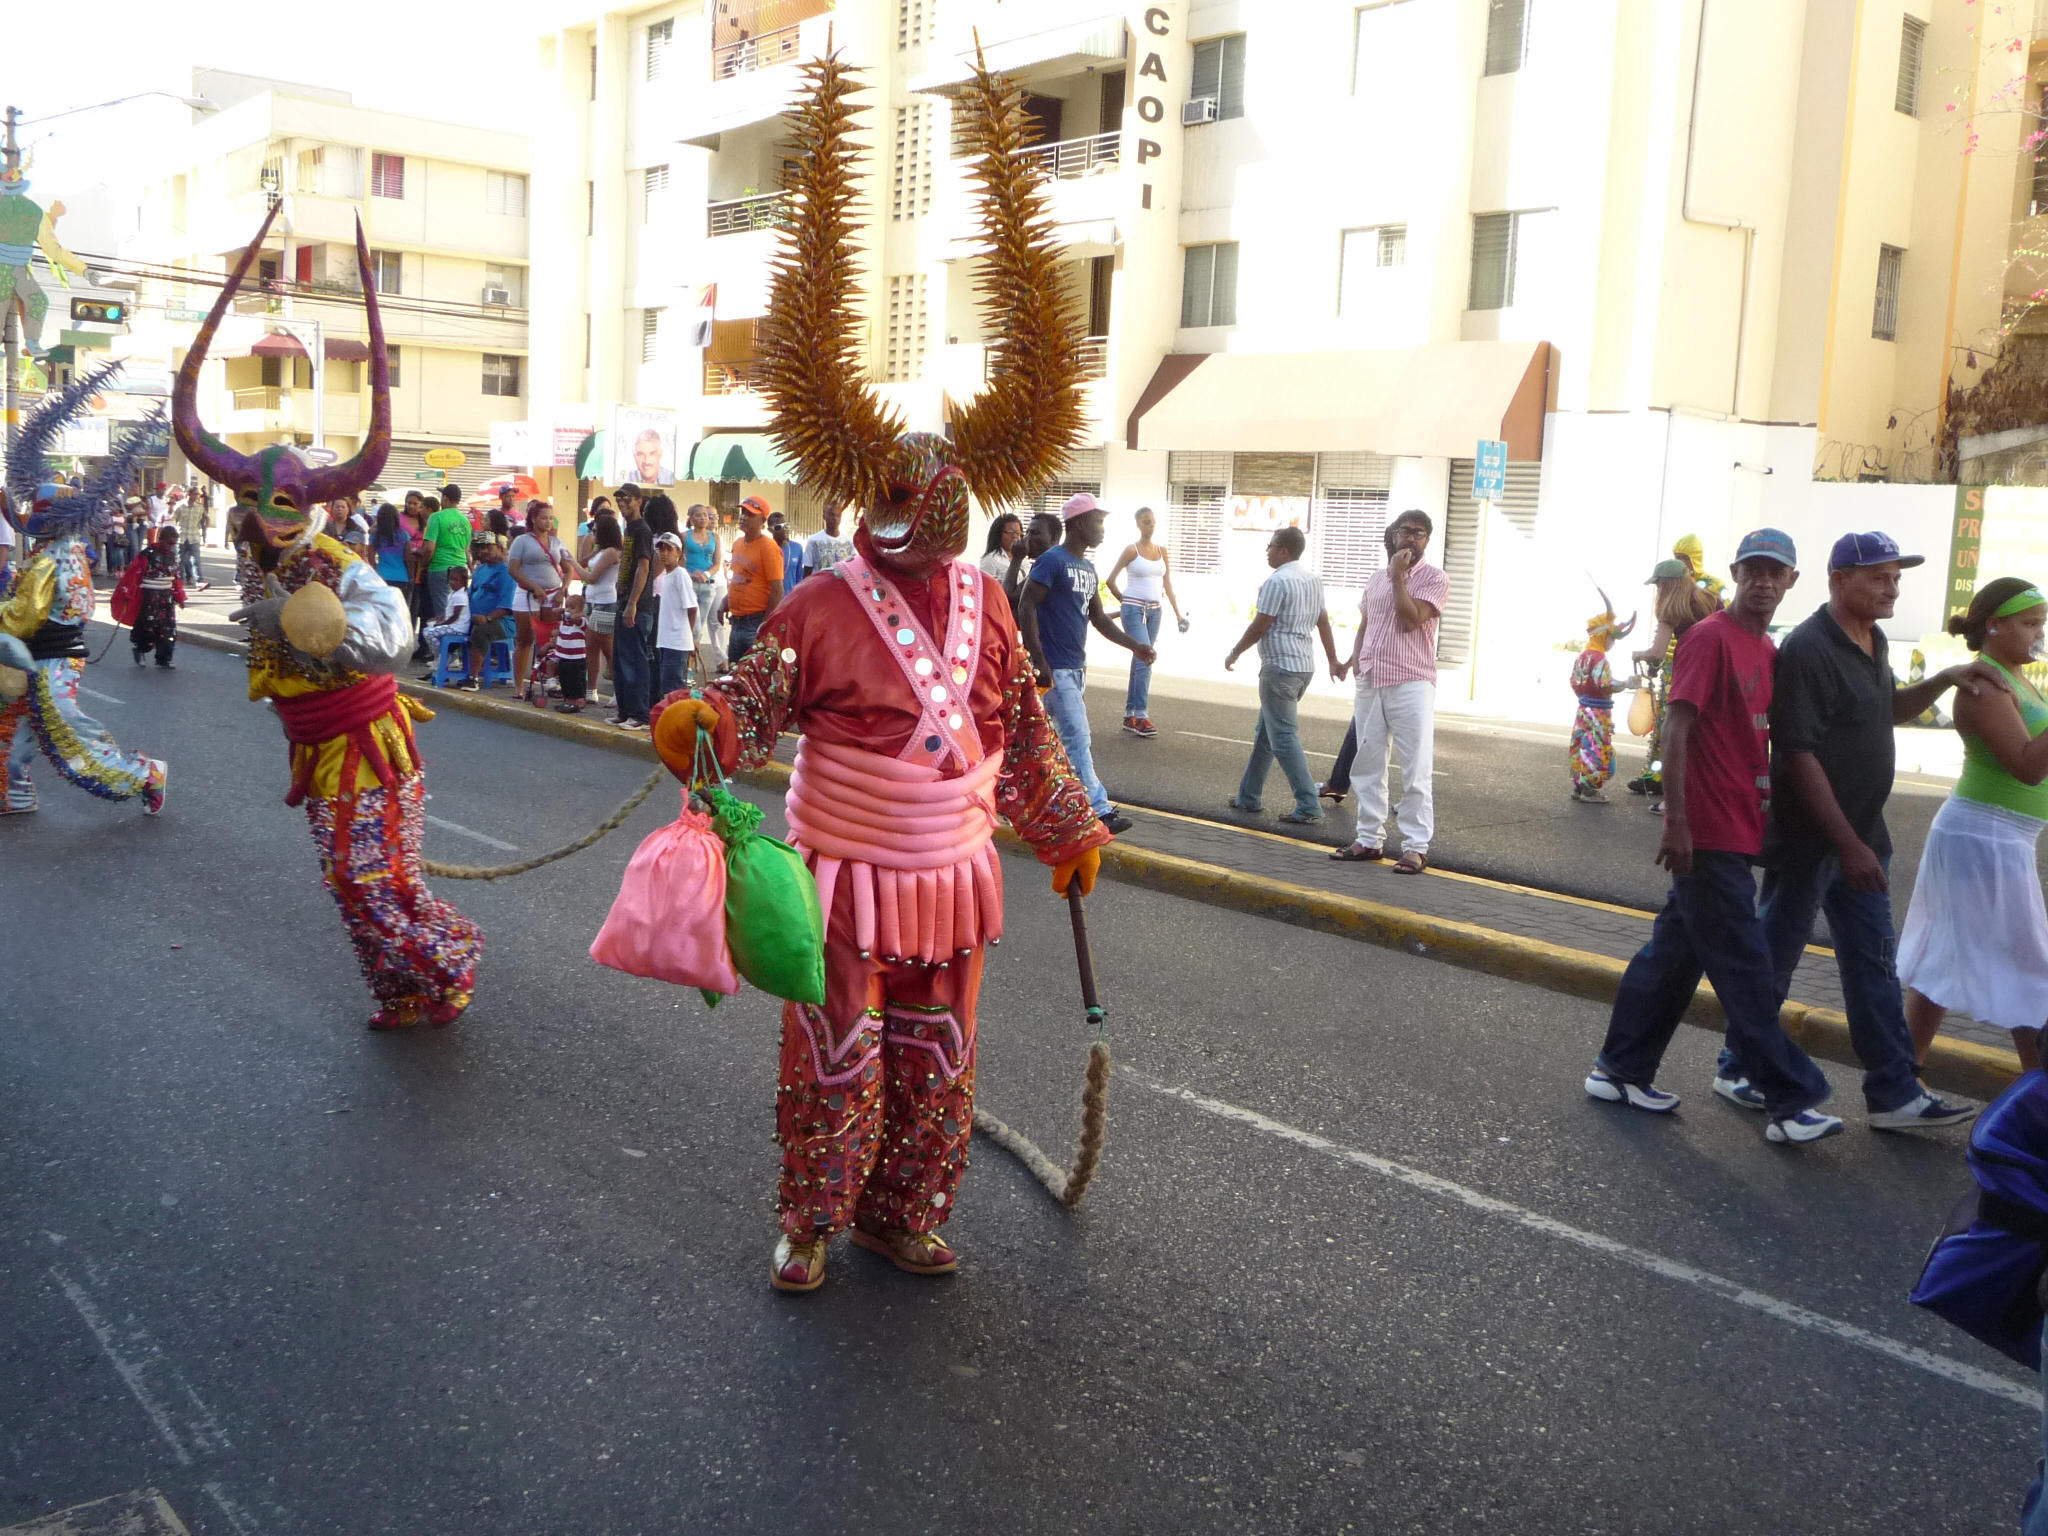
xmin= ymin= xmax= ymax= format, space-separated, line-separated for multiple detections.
xmin=1127 ymin=341 xmax=1553 ymax=461
xmin=910 ymin=19 xmax=1127 ymax=96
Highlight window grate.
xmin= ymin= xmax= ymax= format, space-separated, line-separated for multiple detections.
xmin=646 ymin=18 xmax=673 ymax=80
xmin=897 ymin=0 xmax=930 ymax=48
xmin=1316 ymin=487 xmax=1390 ymax=587
xmin=1033 ymin=479 xmax=1104 ymax=522
xmin=1469 ymin=212 xmax=1517 ymax=310
xmin=643 ymin=308 xmax=663 ymax=365
xmin=885 ymin=274 xmax=928 ymax=382
xmin=482 ymin=354 xmax=521 ymax=398
xmin=1166 ymin=482 xmax=1225 ymax=575
xmin=1873 ymin=244 xmax=1904 ymax=341
xmin=892 ymin=104 xmax=932 ymax=221
xmin=370 ymin=153 xmax=405 ymax=200
xmin=643 ymin=164 xmax=669 ymax=224
xmin=1896 ymin=16 xmax=1926 ymax=116
xmin=1484 ymin=0 xmax=1529 ymax=76
xmin=1189 ymin=34 xmax=1247 ymax=120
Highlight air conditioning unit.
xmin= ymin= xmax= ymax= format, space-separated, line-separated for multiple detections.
xmin=482 ymin=286 xmax=512 ymax=306
xmin=1182 ymin=96 xmax=1219 ymax=126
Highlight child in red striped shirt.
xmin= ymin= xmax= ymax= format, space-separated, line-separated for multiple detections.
xmin=553 ymin=593 xmax=590 ymax=714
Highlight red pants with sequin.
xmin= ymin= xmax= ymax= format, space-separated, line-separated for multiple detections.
xmin=777 ymin=879 xmax=982 ymax=1240
xmin=305 ymin=773 xmax=483 ymax=1008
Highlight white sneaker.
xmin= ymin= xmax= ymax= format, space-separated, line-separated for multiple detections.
xmin=1867 ymin=1092 xmax=1979 ymax=1132
xmin=1765 ymin=1109 xmax=1844 ymax=1145
xmin=1585 ymin=1068 xmax=1680 ymax=1113
xmin=1712 ymin=1076 xmax=1767 ymax=1111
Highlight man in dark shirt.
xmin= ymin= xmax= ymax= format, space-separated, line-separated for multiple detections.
xmin=609 ymin=484 xmax=654 ymax=730
xmin=1716 ymin=531 xmax=1998 ymax=1130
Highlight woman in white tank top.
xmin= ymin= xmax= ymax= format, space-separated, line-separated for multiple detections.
xmin=1105 ymin=507 xmax=1187 ymax=737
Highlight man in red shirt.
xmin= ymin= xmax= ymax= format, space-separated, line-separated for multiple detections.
xmin=1586 ymin=528 xmax=1841 ymax=1145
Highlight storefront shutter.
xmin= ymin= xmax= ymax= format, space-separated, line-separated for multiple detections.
xmin=1314 ymin=451 xmax=1393 ymax=588
xmin=1440 ymin=457 xmax=1540 ymax=664
xmin=1165 ymin=450 xmax=1229 ymax=575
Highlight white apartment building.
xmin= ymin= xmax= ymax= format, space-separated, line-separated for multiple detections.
xmin=531 ymin=0 xmax=2018 ymax=701
xmin=117 ymin=71 xmax=531 ymax=494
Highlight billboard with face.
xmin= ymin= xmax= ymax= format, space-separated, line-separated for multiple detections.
xmin=607 ymin=405 xmax=678 ymax=487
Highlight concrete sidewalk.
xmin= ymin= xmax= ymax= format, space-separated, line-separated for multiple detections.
xmin=156 ymin=549 xmax=2021 ymax=1100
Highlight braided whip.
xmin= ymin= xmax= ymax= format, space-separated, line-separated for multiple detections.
xmin=421 ymin=765 xmax=668 ymax=881
xmin=971 ymin=884 xmax=1111 ymax=1208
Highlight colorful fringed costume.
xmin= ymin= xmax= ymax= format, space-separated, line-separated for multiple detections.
xmin=654 ymin=53 xmax=1110 ymax=1292
xmin=173 ymin=206 xmax=480 ymax=1031
xmin=1567 ymin=596 xmax=1634 ymax=802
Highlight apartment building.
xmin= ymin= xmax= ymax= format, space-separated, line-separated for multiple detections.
xmin=116 ymin=71 xmax=530 ymax=492
xmin=531 ymin=0 xmax=2018 ymax=696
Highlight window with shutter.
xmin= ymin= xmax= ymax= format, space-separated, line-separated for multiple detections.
xmin=1313 ymin=453 xmax=1394 ymax=587
xmin=1468 ymin=212 xmax=1516 ymax=310
xmin=643 ymin=164 xmax=669 ymax=223
xmin=1166 ymin=451 xmax=1230 ymax=576
xmin=646 ymin=18 xmax=673 ymax=80
xmin=370 ymin=153 xmax=405 ymax=200
xmin=486 ymin=172 xmax=528 ymax=217
xmin=1190 ymin=35 xmax=1247 ymax=120
xmin=1896 ymin=16 xmax=1926 ymax=115
xmin=1181 ymin=243 xmax=1239 ymax=328
xmin=1873 ymin=245 xmax=1904 ymax=340
xmin=643 ymin=308 xmax=663 ymax=364
xmin=1484 ymin=0 xmax=1529 ymax=76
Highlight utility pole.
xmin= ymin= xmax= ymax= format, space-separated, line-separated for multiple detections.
xmin=4 ymin=104 xmax=22 ymax=480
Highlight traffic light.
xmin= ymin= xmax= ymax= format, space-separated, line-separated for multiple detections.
xmin=70 ymin=298 xmax=126 ymax=324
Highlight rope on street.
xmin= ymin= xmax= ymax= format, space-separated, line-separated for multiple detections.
xmin=421 ymin=765 xmax=668 ymax=881
xmin=973 ymin=1040 xmax=1111 ymax=1208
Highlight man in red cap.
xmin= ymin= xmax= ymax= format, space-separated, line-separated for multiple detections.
xmin=724 ymin=495 xmax=784 ymax=662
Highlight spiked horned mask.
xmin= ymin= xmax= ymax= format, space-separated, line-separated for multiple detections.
xmin=172 ymin=204 xmax=391 ymax=552
xmin=1585 ymin=586 xmax=1638 ymax=652
xmin=758 ymin=53 xmax=1085 ymax=581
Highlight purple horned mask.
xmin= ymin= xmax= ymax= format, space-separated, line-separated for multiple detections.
xmin=172 ymin=204 xmax=391 ymax=553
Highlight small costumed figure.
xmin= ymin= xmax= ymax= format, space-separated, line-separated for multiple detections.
xmin=0 ymin=165 xmax=87 ymax=352
xmin=0 ymin=377 xmax=167 ymax=817
xmin=1568 ymin=591 xmax=1635 ymax=803
xmin=172 ymin=206 xmax=482 ymax=1032
xmin=656 ymin=54 xmax=1112 ymax=1294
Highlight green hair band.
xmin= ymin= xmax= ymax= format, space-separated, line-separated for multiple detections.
xmin=1994 ymin=588 xmax=2047 ymax=619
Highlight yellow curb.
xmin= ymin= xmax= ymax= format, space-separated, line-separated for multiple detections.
xmin=174 ymin=625 xmax=2020 ymax=1101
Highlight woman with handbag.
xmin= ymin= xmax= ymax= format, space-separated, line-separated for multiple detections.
xmin=506 ymin=502 xmax=582 ymax=697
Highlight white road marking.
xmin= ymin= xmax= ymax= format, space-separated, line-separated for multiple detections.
xmin=80 ymin=686 xmax=124 ymax=706
xmin=50 ymin=1266 xmax=193 ymax=1465
xmin=1173 ymin=729 xmax=1336 ymax=762
xmin=424 ymin=815 xmax=519 ymax=852
xmin=1126 ymin=1069 xmax=2038 ymax=1411
xmin=201 ymin=1480 xmax=264 ymax=1536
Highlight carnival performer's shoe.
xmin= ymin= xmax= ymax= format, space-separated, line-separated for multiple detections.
xmin=771 ymin=1234 xmax=829 ymax=1293
xmin=851 ymin=1225 xmax=959 ymax=1276
xmin=427 ymin=992 xmax=472 ymax=1028
xmin=367 ymin=997 xmax=429 ymax=1031
xmin=142 ymin=760 xmax=168 ymax=817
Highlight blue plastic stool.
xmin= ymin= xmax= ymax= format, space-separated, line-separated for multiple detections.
xmin=432 ymin=634 xmax=513 ymax=688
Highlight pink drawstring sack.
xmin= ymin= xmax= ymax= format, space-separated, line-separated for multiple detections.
xmin=590 ymin=794 xmax=741 ymax=999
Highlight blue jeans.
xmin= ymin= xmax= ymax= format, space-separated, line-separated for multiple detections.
xmin=1718 ymin=852 xmax=1922 ymax=1112
xmin=1327 ymin=719 xmax=1358 ymax=789
xmin=728 ymin=611 xmax=766 ymax=664
xmin=425 ymin=567 xmax=454 ymax=622
xmin=658 ymin=646 xmax=690 ymax=697
xmin=1121 ymin=600 xmax=1162 ymax=717
xmin=1045 ymin=667 xmax=1110 ymax=815
xmin=613 ymin=605 xmax=656 ymax=722
xmin=1235 ymin=669 xmax=1320 ymax=818
xmin=1597 ymin=850 xmax=1832 ymax=1117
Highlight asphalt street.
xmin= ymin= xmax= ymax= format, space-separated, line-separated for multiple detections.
xmin=1 ymin=638 xmax=2038 ymax=1534
xmin=1081 ymin=668 xmax=1991 ymax=922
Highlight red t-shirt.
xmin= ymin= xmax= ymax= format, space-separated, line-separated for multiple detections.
xmin=1668 ymin=610 xmax=1776 ymax=856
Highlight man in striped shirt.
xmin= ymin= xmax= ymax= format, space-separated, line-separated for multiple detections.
xmin=1335 ymin=509 xmax=1449 ymax=873
xmin=1224 ymin=525 xmax=1344 ymax=824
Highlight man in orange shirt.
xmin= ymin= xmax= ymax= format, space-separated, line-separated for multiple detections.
xmin=724 ymin=495 xmax=784 ymax=663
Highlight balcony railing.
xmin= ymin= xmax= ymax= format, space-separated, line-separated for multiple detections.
xmin=713 ymin=22 xmax=803 ymax=78
xmin=704 ymin=358 xmax=759 ymax=394
xmin=232 ymin=387 xmax=284 ymax=411
xmin=708 ymin=190 xmax=792 ymax=237
xmin=1075 ymin=335 xmax=1109 ymax=380
xmin=1013 ymin=131 xmax=1121 ymax=181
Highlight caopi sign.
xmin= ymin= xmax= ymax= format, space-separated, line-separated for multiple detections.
xmin=1132 ymin=5 xmax=1178 ymax=210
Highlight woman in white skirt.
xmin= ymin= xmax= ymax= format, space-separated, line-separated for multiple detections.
xmin=1899 ymin=577 xmax=2048 ymax=1072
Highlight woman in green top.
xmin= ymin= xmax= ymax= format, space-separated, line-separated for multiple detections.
xmin=1899 ymin=577 xmax=2048 ymax=1072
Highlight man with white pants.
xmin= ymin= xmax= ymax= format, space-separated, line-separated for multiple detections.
xmin=1333 ymin=510 xmax=1448 ymax=874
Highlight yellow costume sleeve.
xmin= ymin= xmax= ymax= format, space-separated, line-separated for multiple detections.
xmin=0 ymin=560 xmax=55 ymax=639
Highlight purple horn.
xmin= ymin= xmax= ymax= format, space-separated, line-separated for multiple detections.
xmin=303 ymin=216 xmax=391 ymax=503
xmin=171 ymin=203 xmax=279 ymax=488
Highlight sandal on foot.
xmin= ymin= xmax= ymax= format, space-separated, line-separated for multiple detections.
xmin=1330 ymin=843 xmax=1383 ymax=862
xmin=850 ymin=1226 xmax=958 ymax=1276
xmin=771 ymin=1234 xmax=828 ymax=1293
xmin=1394 ymin=850 xmax=1428 ymax=874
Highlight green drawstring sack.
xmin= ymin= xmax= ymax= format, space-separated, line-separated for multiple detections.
xmin=701 ymin=767 xmax=826 ymax=1007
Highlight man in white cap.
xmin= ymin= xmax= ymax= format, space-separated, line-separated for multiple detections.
xmin=1018 ymin=493 xmax=1157 ymax=835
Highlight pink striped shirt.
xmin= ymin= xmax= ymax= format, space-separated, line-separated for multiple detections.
xmin=1356 ymin=560 xmax=1449 ymax=686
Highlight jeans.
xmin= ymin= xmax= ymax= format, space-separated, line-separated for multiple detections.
xmin=1717 ymin=852 xmax=1922 ymax=1111
xmin=425 ymin=567 xmax=455 ymax=623
xmin=658 ymin=646 xmax=690 ymax=697
xmin=1597 ymin=850 xmax=1832 ymax=1118
xmin=1235 ymin=668 xmax=1320 ymax=817
xmin=1351 ymin=679 xmax=1436 ymax=854
xmin=728 ymin=611 xmax=766 ymax=664
xmin=1045 ymin=667 xmax=1111 ymax=815
xmin=1327 ymin=720 xmax=1357 ymax=788
xmin=178 ymin=539 xmax=203 ymax=584
xmin=613 ymin=605 xmax=656 ymax=722
xmin=1121 ymin=600 xmax=1162 ymax=717
xmin=691 ymin=576 xmax=716 ymax=643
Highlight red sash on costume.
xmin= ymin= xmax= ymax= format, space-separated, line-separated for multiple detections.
xmin=271 ymin=672 xmax=417 ymax=807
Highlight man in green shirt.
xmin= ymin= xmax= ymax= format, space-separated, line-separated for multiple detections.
xmin=423 ymin=490 xmax=473 ymax=622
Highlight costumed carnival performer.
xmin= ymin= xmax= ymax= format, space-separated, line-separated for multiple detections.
xmin=172 ymin=206 xmax=481 ymax=1032
xmin=1568 ymin=592 xmax=1634 ymax=803
xmin=654 ymin=53 xmax=1112 ymax=1294
xmin=0 ymin=376 xmax=167 ymax=817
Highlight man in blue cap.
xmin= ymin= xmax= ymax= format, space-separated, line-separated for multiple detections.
xmin=1713 ymin=530 xmax=2001 ymax=1130
xmin=1588 ymin=529 xmax=1844 ymax=1145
